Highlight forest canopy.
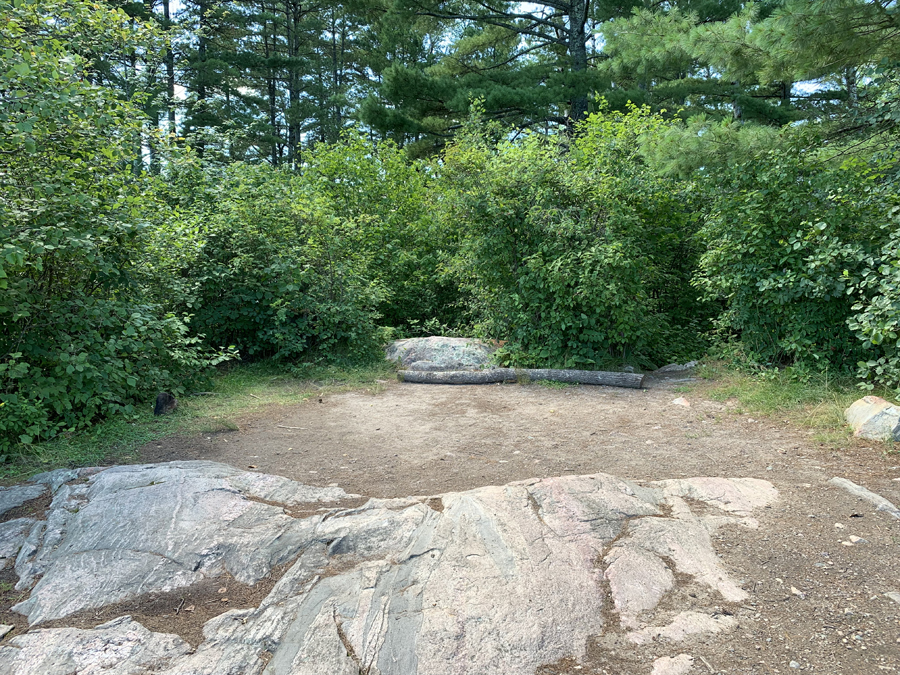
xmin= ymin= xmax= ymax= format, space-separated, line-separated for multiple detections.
xmin=2 ymin=0 xmax=900 ymax=453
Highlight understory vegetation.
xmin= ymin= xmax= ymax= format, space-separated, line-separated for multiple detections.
xmin=3 ymin=0 xmax=900 ymax=456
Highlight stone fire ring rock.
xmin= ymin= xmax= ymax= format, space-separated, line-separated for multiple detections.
xmin=0 ymin=461 xmax=777 ymax=675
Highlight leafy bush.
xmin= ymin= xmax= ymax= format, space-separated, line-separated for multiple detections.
xmin=0 ymin=301 xmax=231 ymax=449
xmin=0 ymin=0 xmax=231 ymax=453
xmin=147 ymin=161 xmax=387 ymax=363
xmin=849 ymin=212 xmax=900 ymax=392
xmin=440 ymin=106 xmax=707 ymax=369
xmin=299 ymin=134 xmax=465 ymax=332
xmin=696 ymin=142 xmax=893 ymax=370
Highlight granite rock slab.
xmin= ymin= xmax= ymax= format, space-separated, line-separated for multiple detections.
xmin=0 ymin=463 xmax=777 ymax=675
xmin=11 ymin=461 xmax=357 ymax=624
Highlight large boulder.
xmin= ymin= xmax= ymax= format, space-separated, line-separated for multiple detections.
xmin=844 ymin=395 xmax=900 ymax=441
xmin=385 ymin=337 xmax=496 ymax=371
xmin=0 ymin=462 xmax=777 ymax=675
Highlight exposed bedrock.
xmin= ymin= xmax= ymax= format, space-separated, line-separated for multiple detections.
xmin=0 ymin=461 xmax=777 ymax=675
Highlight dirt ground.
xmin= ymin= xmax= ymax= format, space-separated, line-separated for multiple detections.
xmin=6 ymin=378 xmax=900 ymax=673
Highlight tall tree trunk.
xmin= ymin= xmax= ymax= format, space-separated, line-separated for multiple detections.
xmin=845 ymin=67 xmax=858 ymax=108
xmin=263 ymin=4 xmax=279 ymax=166
xmin=194 ymin=0 xmax=209 ymax=157
xmin=163 ymin=0 xmax=176 ymax=134
xmin=148 ymin=114 xmax=160 ymax=174
xmin=567 ymin=0 xmax=590 ymax=128
xmin=331 ymin=7 xmax=339 ymax=140
xmin=732 ymin=82 xmax=743 ymax=122
xmin=780 ymin=80 xmax=792 ymax=106
xmin=286 ymin=0 xmax=302 ymax=169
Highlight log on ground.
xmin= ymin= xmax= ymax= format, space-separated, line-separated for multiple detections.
xmin=397 ymin=368 xmax=645 ymax=389
xmin=398 ymin=369 xmax=517 ymax=384
xmin=524 ymin=368 xmax=645 ymax=389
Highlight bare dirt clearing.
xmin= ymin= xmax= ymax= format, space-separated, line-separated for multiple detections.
xmin=131 ymin=379 xmax=900 ymax=673
xmin=0 ymin=380 xmax=897 ymax=674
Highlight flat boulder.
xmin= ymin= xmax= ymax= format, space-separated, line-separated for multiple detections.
xmin=844 ymin=395 xmax=900 ymax=441
xmin=0 ymin=462 xmax=777 ymax=675
xmin=385 ymin=336 xmax=496 ymax=371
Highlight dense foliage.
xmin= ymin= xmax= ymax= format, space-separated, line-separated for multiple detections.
xmin=697 ymin=144 xmax=898 ymax=369
xmin=5 ymin=0 xmax=900 ymax=454
xmin=441 ymin=107 xmax=707 ymax=369
xmin=0 ymin=0 xmax=231 ymax=453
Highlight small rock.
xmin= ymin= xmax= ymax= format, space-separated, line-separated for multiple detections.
xmin=153 ymin=392 xmax=178 ymax=416
xmin=885 ymin=592 xmax=900 ymax=605
xmin=791 ymin=586 xmax=806 ymax=599
xmin=844 ymin=396 xmax=900 ymax=441
xmin=834 ymin=523 xmax=845 ymax=529
xmin=841 ymin=541 xmax=854 ymax=547
xmin=848 ymin=535 xmax=868 ymax=544
xmin=0 ymin=625 xmax=12 ymax=639
xmin=671 ymin=397 xmax=691 ymax=407
xmin=790 ymin=661 xmax=800 ymax=669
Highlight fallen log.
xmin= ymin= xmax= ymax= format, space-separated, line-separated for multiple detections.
xmin=524 ymin=368 xmax=645 ymax=389
xmin=398 ymin=369 xmax=517 ymax=385
xmin=397 ymin=368 xmax=645 ymax=389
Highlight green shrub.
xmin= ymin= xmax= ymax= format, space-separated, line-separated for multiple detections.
xmin=147 ymin=162 xmax=387 ymax=363
xmin=849 ymin=213 xmax=900 ymax=392
xmin=0 ymin=0 xmax=231 ymax=453
xmin=440 ymin=106 xmax=706 ymax=369
xmin=0 ymin=300 xmax=231 ymax=449
xmin=299 ymin=134 xmax=465 ymax=332
xmin=696 ymin=144 xmax=892 ymax=369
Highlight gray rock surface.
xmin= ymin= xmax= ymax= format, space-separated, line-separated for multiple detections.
xmin=0 ymin=616 xmax=190 ymax=674
xmin=829 ymin=476 xmax=900 ymax=519
xmin=0 ymin=518 xmax=36 ymax=571
xmin=0 ymin=484 xmax=45 ymax=518
xmin=386 ymin=337 xmax=496 ymax=371
xmin=11 ymin=461 xmax=357 ymax=624
xmin=0 ymin=463 xmax=777 ymax=675
xmin=29 ymin=466 xmax=106 ymax=494
xmin=844 ymin=396 xmax=900 ymax=441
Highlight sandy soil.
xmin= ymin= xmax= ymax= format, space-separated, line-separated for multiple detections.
xmin=6 ymin=378 xmax=900 ymax=673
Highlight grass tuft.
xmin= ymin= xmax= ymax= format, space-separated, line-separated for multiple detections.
xmin=690 ymin=361 xmax=896 ymax=444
